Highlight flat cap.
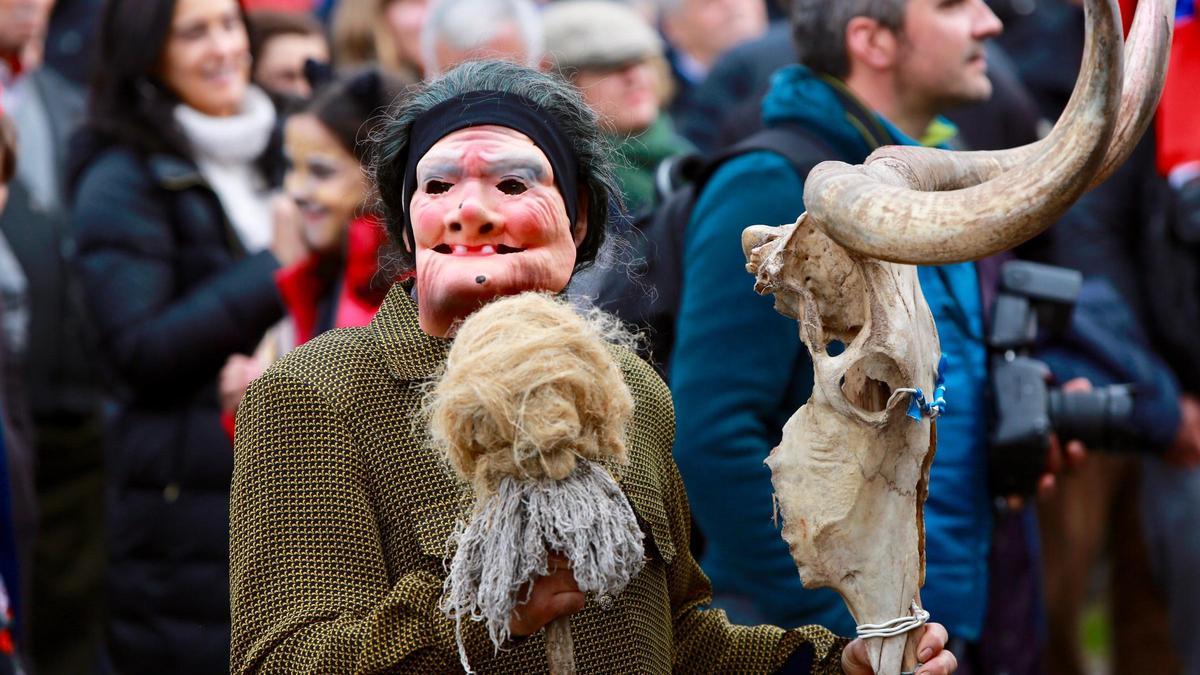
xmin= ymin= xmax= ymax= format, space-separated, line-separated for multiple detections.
xmin=543 ymin=1 xmax=663 ymax=71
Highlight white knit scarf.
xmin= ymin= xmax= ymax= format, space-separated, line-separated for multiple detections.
xmin=174 ymin=85 xmax=276 ymax=253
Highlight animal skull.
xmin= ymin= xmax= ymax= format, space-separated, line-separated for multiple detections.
xmin=741 ymin=0 xmax=1174 ymax=672
xmin=744 ymin=217 xmax=939 ymax=673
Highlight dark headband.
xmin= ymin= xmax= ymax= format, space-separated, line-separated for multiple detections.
xmin=402 ymin=90 xmax=581 ymax=243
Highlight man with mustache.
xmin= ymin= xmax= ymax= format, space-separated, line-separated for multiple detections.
xmin=671 ymin=0 xmax=1035 ymax=665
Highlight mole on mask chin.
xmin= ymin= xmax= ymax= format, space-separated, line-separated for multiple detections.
xmin=415 ymin=242 xmax=577 ymax=336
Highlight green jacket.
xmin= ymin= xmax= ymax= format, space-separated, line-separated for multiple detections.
xmin=612 ymin=115 xmax=696 ymax=215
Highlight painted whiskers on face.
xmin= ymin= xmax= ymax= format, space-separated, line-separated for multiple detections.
xmin=283 ymin=113 xmax=367 ymax=256
xmin=408 ymin=125 xmax=584 ymax=337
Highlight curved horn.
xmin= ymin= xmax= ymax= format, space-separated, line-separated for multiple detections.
xmin=1092 ymin=0 xmax=1175 ymax=184
xmin=802 ymin=0 xmax=1170 ymax=265
xmin=858 ymin=0 xmax=1174 ymax=193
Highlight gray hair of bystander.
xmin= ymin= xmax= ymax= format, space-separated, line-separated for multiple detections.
xmin=419 ymin=0 xmax=544 ymax=77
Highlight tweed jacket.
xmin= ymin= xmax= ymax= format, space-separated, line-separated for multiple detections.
xmin=230 ymin=284 xmax=846 ymax=674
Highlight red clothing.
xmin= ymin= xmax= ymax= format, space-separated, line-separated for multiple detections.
xmin=275 ymin=216 xmax=391 ymax=345
xmin=0 ymin=54 xmax=19 ymax=80
xmin=1123 ymin=0 xmax=1200 ymax=174
xmin=223 ymin=217 xmax=391 ymax=439
xmin=1157 ymin=15 xmax=1199 ymax=174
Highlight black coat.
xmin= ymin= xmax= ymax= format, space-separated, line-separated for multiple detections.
xmin=72 ymin=146 xmax=284 ymax=674
xmin=0 ymin=67 xmax=100 ymax=420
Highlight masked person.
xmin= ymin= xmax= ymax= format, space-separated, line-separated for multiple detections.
xmin=228 ymin=59 xmax=956 ymax=675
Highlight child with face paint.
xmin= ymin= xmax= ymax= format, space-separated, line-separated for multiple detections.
xmin=277 ymin=68 xmax=406 ymax=341
xmin=217 ymin=68 xmax=407 ymax=421
xmin=228 ymin=60 xmax=957 ymax=675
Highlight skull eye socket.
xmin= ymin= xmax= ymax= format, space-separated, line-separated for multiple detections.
xmin=840 ymin=353 xmax=904 ymax=414
xmin=825 ymin=340 xmax=847 ymax=356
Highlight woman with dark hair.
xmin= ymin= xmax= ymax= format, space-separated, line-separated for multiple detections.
xmin=228 ymin=59 xmax=956 ymax=674
xmin=218 ymin=67 xmax=408 ymax=423
xmin=69 ymin=0 xmax=301 ymax=671
xmin=246 ymin=10 xmax=330 ymax=100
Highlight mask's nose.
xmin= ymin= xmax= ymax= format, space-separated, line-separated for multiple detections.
xmin=448 ymin=184 xmax=503 ymax=238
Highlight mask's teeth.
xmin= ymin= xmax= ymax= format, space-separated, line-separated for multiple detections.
xmin=454 ymin=245 xmax=468 ymax=255
xmin=481 ymin=245 xmax=495 ymax=255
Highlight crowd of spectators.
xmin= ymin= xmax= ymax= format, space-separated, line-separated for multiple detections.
xmin=0 ymin=0 xmax=1196 ymax=673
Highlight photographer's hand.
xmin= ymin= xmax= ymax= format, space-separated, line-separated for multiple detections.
xmin=1164 ymin=394 xmax=1200 ymax=468
xmin=1001 ymin=378 xmax=1092 ymax=509
xmin=1036 ymin=378 xmax=1092 ymax=501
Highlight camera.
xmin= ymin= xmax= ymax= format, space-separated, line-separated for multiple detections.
xmin=987 ymin=261 xmax=1141 ymax=497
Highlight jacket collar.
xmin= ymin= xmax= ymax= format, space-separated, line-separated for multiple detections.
xmin=370 ymin=281 xmax=451 ymax=381
xmin=277 ymin=216 xmax=391 ymax=345
xmin=762 ymin=64 xmax=958 ymax=154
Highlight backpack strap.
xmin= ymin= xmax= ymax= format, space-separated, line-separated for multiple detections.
xmin=694 ymin=123 xmax=848 ymax=194
xmin=696 ymin=79 xmax=894 ymax=193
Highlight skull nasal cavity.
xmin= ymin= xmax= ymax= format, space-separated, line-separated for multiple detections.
xmin=840 ymin=354 xmax=903 ymax=413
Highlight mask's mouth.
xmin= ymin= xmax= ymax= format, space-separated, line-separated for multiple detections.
xmin=432 ymin=244 xmax=526 ymax=256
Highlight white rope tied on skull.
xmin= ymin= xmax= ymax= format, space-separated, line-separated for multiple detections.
xmin=855 ymin=601 xmax=931 ymax=640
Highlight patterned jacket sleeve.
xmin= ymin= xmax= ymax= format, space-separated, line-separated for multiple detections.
xmin=229 ymin=368 xmax=493 ymax=674
xmin=626 ymin=355 xmax=850 ymax=674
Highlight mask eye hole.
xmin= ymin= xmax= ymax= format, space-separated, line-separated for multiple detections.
xmin=496 ymin=178 xmax=527 ymax=195
xmin=425 ymin=180 xmax=453 ymax=194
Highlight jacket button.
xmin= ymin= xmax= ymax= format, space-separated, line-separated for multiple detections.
xmin=163 ymin=483 xmax=181 ymax=503
xmin=597 ymin=593 xmax=615 ymax=611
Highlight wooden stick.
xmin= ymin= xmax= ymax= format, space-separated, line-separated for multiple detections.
xmin=901 ymin=632 xmax=920 ymax=674
xmin=901 ymin=593 xmax=926 ymax=675
xmin=545 ymin=616 xmax=576 ymax=675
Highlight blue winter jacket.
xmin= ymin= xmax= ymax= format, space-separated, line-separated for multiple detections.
xmin=671 ymin=65 xmax=992 ymax=639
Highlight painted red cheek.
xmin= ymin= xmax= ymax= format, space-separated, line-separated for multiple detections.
xmin=499 ymin=196 xmax=568 ymax=242
xmin=411 ymin=199 xmax=450 ymax=245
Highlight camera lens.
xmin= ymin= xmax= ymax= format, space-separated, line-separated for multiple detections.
xmin=1048 ymin=385 xmax=1136 ymax=452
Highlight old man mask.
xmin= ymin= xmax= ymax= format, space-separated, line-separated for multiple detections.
xmin=402 ymin=91 xmax=588 ymax=337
